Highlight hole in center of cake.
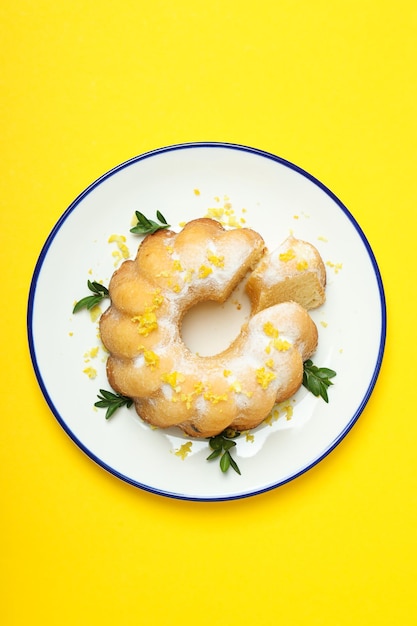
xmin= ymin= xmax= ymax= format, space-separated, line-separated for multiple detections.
xmin=181 ymin=281 xmax=251 ymax=356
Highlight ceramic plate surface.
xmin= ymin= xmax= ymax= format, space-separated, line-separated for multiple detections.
xmin=28 ymin=142 xmax=386 ymax=500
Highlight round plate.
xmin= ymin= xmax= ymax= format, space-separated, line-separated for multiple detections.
xmin=27 ymin=142 xmax=386 ymax=501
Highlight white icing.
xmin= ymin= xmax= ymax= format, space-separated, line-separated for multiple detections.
xmin=194 ymin=394 xmax=206 ymax=416
xmin=160 ymin=383 xmax=174 ymax=401
xmin=133 ymin=354 xmax=145 ymax=368
xmin=258 ymin=239 xmax=321 ymax=286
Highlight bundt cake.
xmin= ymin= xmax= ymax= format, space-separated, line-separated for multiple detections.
xmin=99 ymin=218 xmax=323 ymax=438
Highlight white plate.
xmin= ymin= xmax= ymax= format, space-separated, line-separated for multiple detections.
xmin=27 ymin=142 xmax=386 ymax=501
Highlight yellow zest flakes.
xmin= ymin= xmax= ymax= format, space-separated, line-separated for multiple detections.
xmin=318 ymin=235 xmax=328 ymax=242
xmin=165 ymin=245 xmax=174 ymax=254
xmin=108 ymin=234 xmax=128 ymax=249
xmin=273 ymin=338 xmax=291 ymax=351
xmin=108 ymin=234 xmax=130 ymax=267
xmin=175 ymin=441 xmax=193 ymax=460
xmin=204 ymin=196 xmax=241 ymax=224
xmin=179 ymin=393 xmax=193 ymax=409
xmin=205 ymin=207 xmax=224 ymax=218
xmin=161 ymin=371 xmax=185 ymax=392
xmin=296 ymin=259 xmax=309 ymax=271
xmin=131 ymin=291 xmax=163 ymax=336
xmin=89 ymin=304 xmax=102 ymax=323
xmin=203 ymin=195 xmax=246 ymax=229
xmin=132 ymin=310 xmax=158 ymax=336
xmin=111 ymin=251 xmax=122 ymax=265
xmin=320 ymin=320 xmax=328 ymax=328
xmin=266 ymin=401 xmax=294 ymax=425
xmin=263 ymin=321 xmax=279 ymax=338
xmin=223 ymin=369 xmax=232 ymax=377
xmin=264 ymin=408 xmax=278 ymax=426
xmin=283 ymin=403 xmax=294 ymax=420
xmin=151 ymin=291 xmax=164 ymax=308
xmin=193 ymin=188 xmax=200 ymax=196
xmin=143 ymin=350 xmax=160 ymax=370
xmin=226 ymin=215 xmax=240 ymax=228
xmin=173 ymin=379 xmax=205 ymax=405
xmin=326 ymin=260 xmax=343 ymax=274
xmin=207 ymin=251 xmax=224 ymax=268
xmin=256 ymin=367 xmax=276 ymax=389
xmin=263 ymin=322 xmax=291 ymax=351
xmin=279 ymin=248 xmax=296 ymax=262
xmin=198 ymin=265 xmax=213 ymax=279
xmin=245 ymin=431 xmax=255 ymax=442
xmin=83 ymin=366 xmax=97 ymax=379
xmin=108 ymin=234 xmax=124 ymax=244
xmin=172 ymin=259 xmax=183 ymax=272
xmin=270 ymin=338 xmax=290 ymax=351
xmin=203 ymin=390 xmax=228 ymax=404
xmin=84 ymin=346 xmax=99 ymax=362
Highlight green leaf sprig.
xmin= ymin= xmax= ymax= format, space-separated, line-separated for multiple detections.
xmin=73 ymin=280 xmax=109 ymax=314
xmin=302 ymin=359 xmax=336 ymax=403
xmin=207 ymin=429 xmax=241 ymax=475
xmin=130 ymin=210 xmax=170 ymax=235
xmin=94 ymin=389 xmax=133 ymax=419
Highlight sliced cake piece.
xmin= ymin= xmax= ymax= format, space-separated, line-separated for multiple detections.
xmin=246 ymin=235 xmax=326 ymax=313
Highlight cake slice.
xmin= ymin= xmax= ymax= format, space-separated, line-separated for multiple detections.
xmin=246 ymin=235 xmax=326 ymax=313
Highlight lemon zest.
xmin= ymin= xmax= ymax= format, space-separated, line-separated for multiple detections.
xmin=279 ymin=249 xmax=296 ymax=262
xmin=175 ymin=442 xmax=193 ymax=459
xmin=256 ymin=367 xmax=276 ymax=389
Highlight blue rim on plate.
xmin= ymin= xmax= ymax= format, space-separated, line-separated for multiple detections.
xmin=27 ymin=142 xmax=387 ymax=500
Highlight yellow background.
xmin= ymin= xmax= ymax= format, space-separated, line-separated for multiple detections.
xmin=2 ymin=1 xmax=416 ymax=624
